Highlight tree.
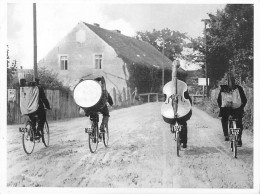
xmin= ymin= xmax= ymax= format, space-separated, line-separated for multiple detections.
xmin=135 ymin=28 xmax=187 ymax=61
xmin=206 ymin=4 xmax=253 ymax=86
xmin=7 ymin=45 xmax=18 ymax=88
xmin=38 ymin=67 xmax=70 ymax=91
xmin=134 ymin=28 xmax=204 ymax=92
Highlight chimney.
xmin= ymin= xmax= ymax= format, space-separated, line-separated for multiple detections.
xmin=113 ymin=30 xmax=121 ymax=34
xmin=93 ymin=23 xmax=100 ymax=27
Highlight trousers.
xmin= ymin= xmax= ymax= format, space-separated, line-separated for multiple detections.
xmin=28 ymin=108 xmax=46 ymax=133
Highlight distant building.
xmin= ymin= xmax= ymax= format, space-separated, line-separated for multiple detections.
xmin=38 ymin=22 xmax=175 ymax=103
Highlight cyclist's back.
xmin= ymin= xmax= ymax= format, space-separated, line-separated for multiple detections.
xmin=20 ymin=78 xmax=50 ymax=138
xmin=217 ymin=73 xmax=247 ymax=145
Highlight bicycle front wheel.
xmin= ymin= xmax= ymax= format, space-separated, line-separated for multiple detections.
xmin=22 ymin=122 xmax=35 ymax=154
xmin=89 ymin=126 xmax=98 ymax=153
xmin=42 ymin=121 xmax=50 ymax=147
xmin=103 ymin=124 xmax=109 ymax=147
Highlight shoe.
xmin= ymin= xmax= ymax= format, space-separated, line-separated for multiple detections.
xmin=100 ymin=116 xmax=109 ymax=133
xmin=182 ymin=143 xmax=187 ymax=148
xmin=225 ymin=136 xmax=229 ymax=141
xmin=237 ymin=140 xmax=242 ymax=147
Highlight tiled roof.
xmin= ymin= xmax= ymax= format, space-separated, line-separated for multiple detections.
xmin=83 ymin=22 xmax=173 ymax=70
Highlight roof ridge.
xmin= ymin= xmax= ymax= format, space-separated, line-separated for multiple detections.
xmin=82 ymin=21 xmax=172 ymax=69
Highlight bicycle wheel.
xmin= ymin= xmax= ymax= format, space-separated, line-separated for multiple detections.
xmin=42 ymin=121 xmax=50 ymax=147
xmin=89 ymin=125 xmax=98 ymax=153
xmin=103 ymin=124 xmax=109 ymax=147
xmin=233 ymin=140 xmax=237 ymax=158
xmin=22 ymin=122 xmax=35 ymax=154
xmin=176 ymin=132 xmax=180 ymax=157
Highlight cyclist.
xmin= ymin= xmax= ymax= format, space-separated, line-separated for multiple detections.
xmin=83 ymin=76 xmax=113 ymax=133
xmin=217 ymin=73 xmax=247 ymax=146
xmin=28 ymin=78 xmax=51 ymax=138
xmin=173 ymin=91 xmax=192 ymax=148
xmin=162 ymin=68 xmax=192 ymax=148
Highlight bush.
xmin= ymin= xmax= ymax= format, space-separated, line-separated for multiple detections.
xmin=196 ymin=98 xmax=219 ymax=118
xmin=38 ymin=67 xmax=70 ymax=91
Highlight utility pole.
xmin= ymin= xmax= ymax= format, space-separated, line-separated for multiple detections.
xmin=201 ymin=19 xmax=209 ymax=98
xmin=33 ymin=3 xmax=38 ymax=80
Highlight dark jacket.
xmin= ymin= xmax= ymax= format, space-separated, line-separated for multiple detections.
xmin=217 ymin=85 xmax=247 ymax=117
xmin=38 ymin=85 xmax=50 ymax=110
xmin=107 ymin=92 xmax=113 ymax=106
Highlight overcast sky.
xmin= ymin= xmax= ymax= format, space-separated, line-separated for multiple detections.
xmin=7 ymin=3 xmax=225 ymax=69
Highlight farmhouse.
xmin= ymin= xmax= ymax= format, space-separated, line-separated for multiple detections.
xmin=38 ymin=22 xmax=174 ymax=103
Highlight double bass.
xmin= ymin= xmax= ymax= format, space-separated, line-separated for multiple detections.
xmin=161 ymin=60 xmax=192 ymax=123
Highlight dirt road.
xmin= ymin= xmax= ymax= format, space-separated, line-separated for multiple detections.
xmin=6 ymin=102 xmax=253 ymax=188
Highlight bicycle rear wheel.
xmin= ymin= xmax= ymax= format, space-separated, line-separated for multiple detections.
xmin=103 ymin=124 xmax=109 ymax=147
xmin=42 ymin=121 xmax=50 ymax=147
xmin=22 ymin=122 xmax=35 ymax=154
xmin=176 ymin=132 xmax=180 ymax=157
xmin=233 ymin=140 xmax=237 ymax=158
xmin=89 ymin=125 xmax=98 ymax=153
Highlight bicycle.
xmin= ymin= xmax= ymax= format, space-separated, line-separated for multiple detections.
xmin=170 ymin=122 xmax=182 ymax=157
xmin=228 ymin=115 xmax=240 ymax=158
xmin=171 ymin=94 xmax=183 ymax=157
xmin=19 ymin=112 xmax=50 ymax=154
xmin=85 ymin=113 xmax=109 ymax=153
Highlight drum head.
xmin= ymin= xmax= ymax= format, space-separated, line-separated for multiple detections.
xmin=73 ymin=80 xmax=102 ymax=108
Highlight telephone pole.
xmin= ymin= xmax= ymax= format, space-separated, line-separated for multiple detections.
xmin=33 ymin=3 xmax=38 ymax=80
xmin=201 ymin=19 xmax=210 ymax=98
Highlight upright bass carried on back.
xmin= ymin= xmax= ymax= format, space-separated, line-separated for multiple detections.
xmin=161 ymin=59 xmax=192 ymax=153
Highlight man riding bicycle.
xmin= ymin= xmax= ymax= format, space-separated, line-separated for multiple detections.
xmin=217 ymin=73 xmax=247 ymax=146
xmin=80 ymin=76 xmax=113 ymax=133
xmin=20 ymin=78 xmax=51 ymax=139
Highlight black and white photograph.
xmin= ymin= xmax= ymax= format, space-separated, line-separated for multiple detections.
xmin=1 ymin=0 xmax=259 ymax=194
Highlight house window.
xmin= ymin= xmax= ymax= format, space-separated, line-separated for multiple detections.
xmin=60 ymin=55 xmax=68 ymax=70
xmin=94 ymin=54 xmax=102 ymax=69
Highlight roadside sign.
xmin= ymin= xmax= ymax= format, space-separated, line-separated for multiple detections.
xmin=8 ymin=89 xmax=16 ymax=102
xmin=198 ymin=78 xmax=210 ymax=86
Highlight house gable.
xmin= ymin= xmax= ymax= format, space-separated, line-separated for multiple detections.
xmin=38 ymin=22 xmax=128 ymax=93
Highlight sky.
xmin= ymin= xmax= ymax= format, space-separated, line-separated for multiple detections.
xmin=6 ymin=3 xmax=226 ymax=69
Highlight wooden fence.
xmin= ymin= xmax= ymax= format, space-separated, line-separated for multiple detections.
xmin=138 ymin=93 xmax=206 ymax=104
xmin=7 ymin=89 xmax=81 ymax=124
xmin=7 ymin=87 xmax=136 ymax=124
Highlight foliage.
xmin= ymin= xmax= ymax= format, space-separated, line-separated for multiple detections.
xmin=7 ymin=45 xmax=18 ymax=88
xmin=136 ymin=28 xmax=189 ymax=61
xmin=38 ymin=67 xmax=70 ymax=91
xmin=133 ymin=28 xmax=203 ymax=92
xmin=205 ymin=4 xmax=253 ymax=86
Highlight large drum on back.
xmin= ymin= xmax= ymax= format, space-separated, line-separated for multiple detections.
xmin=73 ymin=79 xmax=107 ymax=111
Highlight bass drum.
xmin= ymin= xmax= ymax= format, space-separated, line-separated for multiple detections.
xmin=73 ymin=79 xmax=107 ymax=111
